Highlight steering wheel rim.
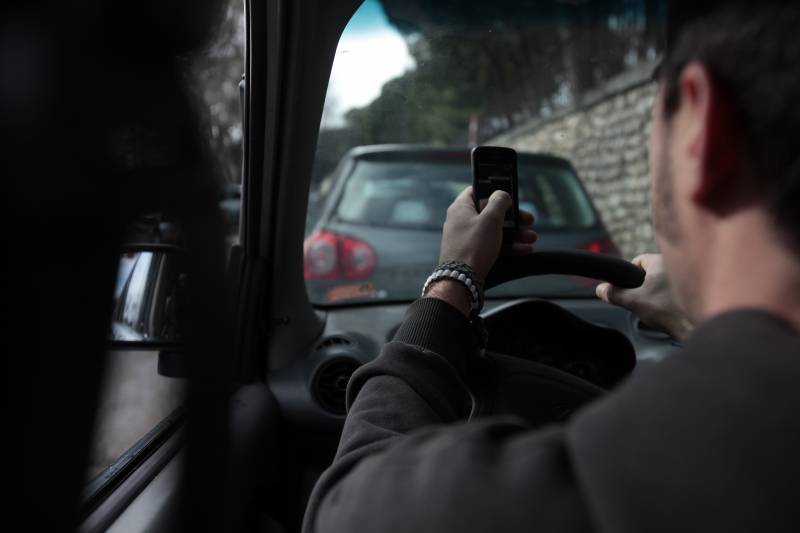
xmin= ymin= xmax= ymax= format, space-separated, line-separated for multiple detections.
xmin=485 ymin=250 xmax=645 ymax=290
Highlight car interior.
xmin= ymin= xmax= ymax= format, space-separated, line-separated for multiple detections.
xmin=11 ymin=0 xmax=680 ymax=531
xmin=226 ymin=1 xmax=675 ymax=530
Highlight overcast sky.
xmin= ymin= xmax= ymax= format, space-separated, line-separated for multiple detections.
xmin=321 ymin=0 xmax=415 ymax=128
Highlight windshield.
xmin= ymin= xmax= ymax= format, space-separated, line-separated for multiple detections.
xmin=306 ymin=0 xmax=665 ymax=306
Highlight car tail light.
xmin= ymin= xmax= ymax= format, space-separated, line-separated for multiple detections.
xmin=304 ymin=231 xmax=339 ymax=280
xmin=304 ymin=230 xmax=377 ymax=281
xmin=580 ymin=238 xmax=620 ymax=256
xmin=339 ymin=235 xmax=377 ymax=279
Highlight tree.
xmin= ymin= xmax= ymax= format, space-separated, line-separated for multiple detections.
xmin=314 ymin=0 xmax=665 ymax=189
xmin=189 ymin=0 xmax=246 ymax=184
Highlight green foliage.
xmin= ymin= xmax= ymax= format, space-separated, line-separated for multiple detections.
xmin=189 ymin=0 xmax=245 ymax=184
xmin=314 ymin=0 xmax=663 ymax=187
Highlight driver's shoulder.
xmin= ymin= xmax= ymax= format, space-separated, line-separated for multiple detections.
xmin=682 ymin=308 xmax=800 ymax=361
xmin=562 ymin=309 xmax=800 ymax=531
xmin=591 ymin=309 xmax=799 ymax=415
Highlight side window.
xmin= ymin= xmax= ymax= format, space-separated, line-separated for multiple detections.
xmin=86 ymin=0 xmax=245 ymax=482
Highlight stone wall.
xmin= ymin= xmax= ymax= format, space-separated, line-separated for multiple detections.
xmin=491 ymin=63 xmax=658 ymax=259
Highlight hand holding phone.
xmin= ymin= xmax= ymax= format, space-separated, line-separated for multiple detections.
xmin=471 ymin=146 xmax=520 ymax=247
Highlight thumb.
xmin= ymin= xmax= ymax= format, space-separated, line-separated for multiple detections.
xmin=596 ymin=282 xmax=630 ymax=307
xmin=481 ymin=190 xmax=511 ymax=221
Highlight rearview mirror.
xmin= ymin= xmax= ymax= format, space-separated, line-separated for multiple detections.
xmin=110 ymin=244 xmax=186 ymax=345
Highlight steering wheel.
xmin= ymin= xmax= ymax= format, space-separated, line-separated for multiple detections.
xmin=485 ymin=250 xmax=645 ymax=290
xmin=468 ymin=251 xmax=644 ymax=427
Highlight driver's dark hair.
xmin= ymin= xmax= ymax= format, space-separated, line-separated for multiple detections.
xmin=659 ymin=2 xmax=800 ymax=251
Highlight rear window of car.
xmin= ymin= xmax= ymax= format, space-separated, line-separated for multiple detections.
xmin=335 ymin=158 xmax=596 ymax=230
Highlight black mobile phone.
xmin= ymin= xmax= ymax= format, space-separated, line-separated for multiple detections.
xmin=471 ymin=145 xmax=519 ymax=245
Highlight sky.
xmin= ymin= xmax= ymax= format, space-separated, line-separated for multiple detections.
xmin=321 ymin=0 xmax=415 ymax=128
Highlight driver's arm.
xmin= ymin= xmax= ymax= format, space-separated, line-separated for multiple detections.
xmin=303 ymin=188 xmax=594 ymax=532
xmin=303 ymin=293 xmax=594 ymax=533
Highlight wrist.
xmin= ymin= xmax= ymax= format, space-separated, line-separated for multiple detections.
xmin=439 ymin=255 xmax=485 ymax=284
xmin=424 ymin=279 xmax=471 ymax=318
xmin=422 ymin=260 xmax=484 ymax=317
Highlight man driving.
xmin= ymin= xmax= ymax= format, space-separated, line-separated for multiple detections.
xmin=304 ymin=2 xmax=800 ymax=532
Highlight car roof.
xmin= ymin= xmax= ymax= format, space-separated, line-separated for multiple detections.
xmin=345 ymin=144 xmax=575 ymax=168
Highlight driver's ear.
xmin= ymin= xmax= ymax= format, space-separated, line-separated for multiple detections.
xmin=677 ymin=62 xmax=742 ymax=208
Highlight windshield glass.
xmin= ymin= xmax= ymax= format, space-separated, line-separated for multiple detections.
xmin=306 ymin=0 xmax=665 ymax=306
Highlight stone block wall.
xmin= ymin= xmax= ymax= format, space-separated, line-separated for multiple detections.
xmin=491 ymin=64 xmax=658 ymax=259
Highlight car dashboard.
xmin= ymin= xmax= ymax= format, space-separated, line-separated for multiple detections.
xmin=266 ymin=297 xmax=681 ymax=527
xmin=269 ymin=297 xmax=680 ymax=431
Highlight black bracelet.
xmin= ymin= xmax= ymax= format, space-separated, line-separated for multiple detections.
xmin=421 ymin=260 xmax=484 ymax=315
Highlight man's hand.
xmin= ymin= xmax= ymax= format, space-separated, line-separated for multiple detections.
xmin=596 ymin=253 xmax=694 ymax=342
xmin=428 ymin=186 xmax=537 ymax=317
xmin=439 ymin=186 xmax=537 ymax=281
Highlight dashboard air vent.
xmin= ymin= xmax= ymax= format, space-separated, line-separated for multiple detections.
xmin=312 ymin=357 xmax=360 ymax=415
xmin=315 ymin=335 xmax=353 ymax=351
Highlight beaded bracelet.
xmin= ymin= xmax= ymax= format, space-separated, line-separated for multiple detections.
xmin=421 ymin=260 xmax=484 ymax=315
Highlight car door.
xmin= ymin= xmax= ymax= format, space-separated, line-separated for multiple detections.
xmin=76 ymin=1 xmax=284 ymax=531
xmin=7 ymin=0 xmax=294 ymax=531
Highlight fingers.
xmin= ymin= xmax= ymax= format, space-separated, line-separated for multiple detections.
xmin=454 ymin=186 xmax=475 ymax=206
xmin=448 ymin=186 xmax=479 ymax=217
xmin=518 ymin=208 xmax=535 ymax=227
xmin=480 ymin=190 xmax=512 ymax=221
xmin=596 ymin=282 xmax=637 ymax=311
xmin=452 ymin=187 xmax=535 ymax=233
xmin=597 ymin=282 xmax=622 ymax=305
xmin=631 ymin=253 xmax=659 ymax=270
xmin=596 ymin=282 xmax=612 ymax=303
xmin=510 ymin=242 xmax=535 ymax=255
xmin=507 ymin=230 xmax=538 ymax=255
xmin=517 ymin=229 xmax=538 ymax=244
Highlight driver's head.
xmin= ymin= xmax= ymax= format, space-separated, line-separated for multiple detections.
xmin=650 ymin=1 xmax=800 ymax=321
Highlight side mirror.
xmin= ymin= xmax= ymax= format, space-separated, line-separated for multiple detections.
xmin=110 ymin=244 xmax=189 ymax=376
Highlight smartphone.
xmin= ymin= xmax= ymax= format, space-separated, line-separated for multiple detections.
xmin=471 ymin=146 xmax=519 ymax=245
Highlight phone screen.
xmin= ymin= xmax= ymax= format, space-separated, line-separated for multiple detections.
xmin=472 ymin=146 xmax=519 ymax=233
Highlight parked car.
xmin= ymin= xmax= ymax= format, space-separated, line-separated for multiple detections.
xmin=304 ymin=145 xmax=619 ymax=304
